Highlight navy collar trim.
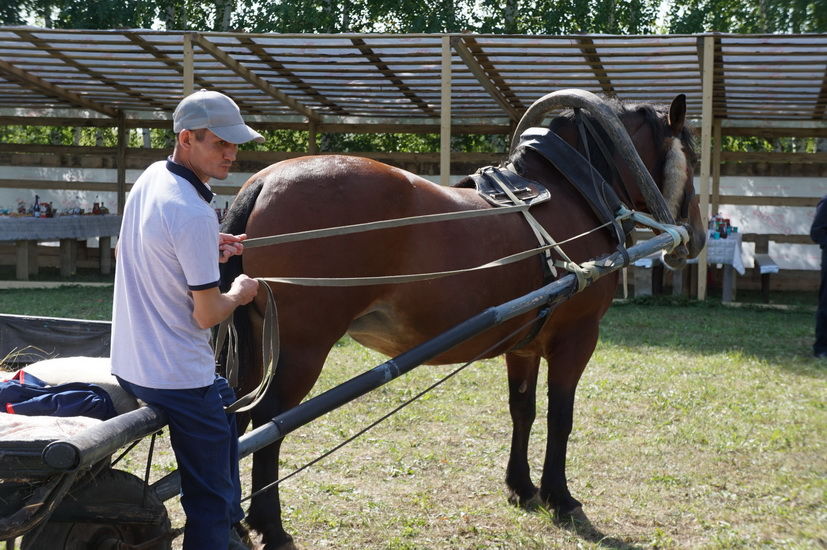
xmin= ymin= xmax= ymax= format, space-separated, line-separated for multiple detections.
xmin=166 ymin=158 xmax=215 ymax=203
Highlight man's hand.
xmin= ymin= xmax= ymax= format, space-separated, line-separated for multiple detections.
xmin=219 ymin=233 xmax=247 ymax=263
xmin=230 ymin=274 xmax=260 ymax=306
xmin=191 ymin=275 xmax=260 ymax=329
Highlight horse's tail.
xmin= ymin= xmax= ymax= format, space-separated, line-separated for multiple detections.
xmin=219 ymin=179 xmax=265 ymax=393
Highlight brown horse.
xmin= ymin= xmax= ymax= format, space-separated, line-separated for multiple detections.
xmin=220 ymin=91 xmax=706 ymax=549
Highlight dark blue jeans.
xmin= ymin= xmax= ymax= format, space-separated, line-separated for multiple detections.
xmin=117 ymin=375 xmax=242 ymax=550
xmin=816 ymin=249 xmax=827 ymax=355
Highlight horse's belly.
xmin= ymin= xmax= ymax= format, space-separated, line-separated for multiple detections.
xmin=347 ymin=309 xmax=417 ymax=357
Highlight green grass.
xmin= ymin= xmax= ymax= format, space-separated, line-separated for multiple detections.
xmin=0 ymin=265 xmax=115 ymax=284
xmin=0 ymin=285 xmax=113 ymax=320
xmin=0 ymin=288 xmax=824 ymax=549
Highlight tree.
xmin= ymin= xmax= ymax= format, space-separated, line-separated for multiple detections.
xmin=666 ymin=0 xmax=826 ymax=33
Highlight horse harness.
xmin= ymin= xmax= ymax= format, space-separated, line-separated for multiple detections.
xmin=460 ymin=124 xmax=635 ymax=284
xmin=457 ymin=122 xmax=637 ymax=350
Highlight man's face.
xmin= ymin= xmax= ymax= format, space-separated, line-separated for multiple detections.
xmin=182 ymin=129 xmax=238 ymax=182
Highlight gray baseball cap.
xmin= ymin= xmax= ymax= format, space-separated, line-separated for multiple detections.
xmin=173 ymin=89 xmax=264 ymax=144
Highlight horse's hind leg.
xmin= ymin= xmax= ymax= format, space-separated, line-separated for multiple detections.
xmin=505 ymin=351 xmax=541 ymax=507
xmin=246 ymin=347 xmax=334 ymax=550
xmin=540 ymin=322 xmax=599 ymax=518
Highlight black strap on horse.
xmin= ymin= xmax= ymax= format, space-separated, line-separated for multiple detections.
xmin=573 ymin=109 xmax=631 ymax=268
xmin=515 ymin=126 xmax=634 ymax=265
xmin=215 ymin=281 xmax=279 ymax=413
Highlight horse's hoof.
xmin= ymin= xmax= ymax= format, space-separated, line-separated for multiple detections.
xmin=508 ymin=486 xmax=542 ymax=510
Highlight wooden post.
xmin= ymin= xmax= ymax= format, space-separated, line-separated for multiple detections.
xmin=116 ymin=112 xmax=127 ymax=216
xmin=183 ymin=34 xmax=194 ymax=96
xmin=100 ymin=236 xmax=112 ymax=275
xmin=440 ymin=35 xmax=452 ymax=186
xmin=15 ymin=240 xmax=30 ymax=281
xmin=712 ymin=119 xmax=722 ymax=216
xmin=60 ymin=239 xmax=77 ymax=277
xmin=697 ymin=35 xmax=715 ymax=301
xmin=308 ymin=120 xmax=319 ymax=154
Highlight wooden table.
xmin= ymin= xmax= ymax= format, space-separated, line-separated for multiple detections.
xmin=0 ymin=215 xmax=121 ymax=280
xmin=632 ymin=232 xmax=745 ymax=301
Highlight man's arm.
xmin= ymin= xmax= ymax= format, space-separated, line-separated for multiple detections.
xmin=191 ymin=274 xmax=259 ymax=329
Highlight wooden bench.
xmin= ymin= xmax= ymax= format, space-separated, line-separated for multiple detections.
xmin=754 ymin=253 xmax=780 ymax=303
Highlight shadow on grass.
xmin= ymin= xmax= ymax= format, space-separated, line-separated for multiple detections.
xmin=548 ymin=508 xmax=645 ymax=550
xmin=598 ymin=295 xmax=822 ymax=371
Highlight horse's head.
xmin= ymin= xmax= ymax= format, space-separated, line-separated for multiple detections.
xmin=618 ymin=95 xmax=705 ymax=261
xmin=511 ymin=89 xmax=706 ymax=264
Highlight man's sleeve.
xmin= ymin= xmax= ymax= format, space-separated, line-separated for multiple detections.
xmin=811 ymin=196 xmax=827 ymax=248
xmin=174 ymin=214 xmax=221 ymax=290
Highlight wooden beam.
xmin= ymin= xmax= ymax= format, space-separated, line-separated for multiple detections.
xmin=451 ymin=36 xmax=521 ymax=122
xmin=15 ymin=29 xmax=168 ymax=113
xmin=697 ymin=35 xmax=716 ymax=301
xmin=125 ymin=32 xmax=216 ymax=104
xmin=308 ymin=120 xmax=318 ymax=154
xmin=712 ymin=119 xmax=721 ymax=215
xmin=351 ymin=37 xmax=437 ymax=117
xmin=721 ymin=151 xmax=827 ymax=163
xmin=575 ymin=37 xmax=616 ymax=97
xmin=193 ymin=34 xmax=320 ymax=123
xmin=440 ymin=36 xmax=452 ymax=186
xmin=740 ymin=233 xmax=813 ymax=245
xmin=721 ymin=119 xmax=827 ymax=129
xmin=711 ymin=36 xmax=728 ymax=117
xmin=238 ymin=36 xmax=349 ymax=117
xmin=182 ymin=33 xmax=194 ymax=97
xmin=718 ymin=195 xmax=820 ymax=207
xmin=0 ymin=60 xmax=118 ymax=118
xmin=116 ymin=113 xmax=127 ymax=215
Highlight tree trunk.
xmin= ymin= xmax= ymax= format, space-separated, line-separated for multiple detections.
xmin=215 ymin=0 xmax=234 ymax=31
xmin=504 ymin=0 xmax=517 ymax=33
xmin=606 ymin=0 xmax=616 ymax=33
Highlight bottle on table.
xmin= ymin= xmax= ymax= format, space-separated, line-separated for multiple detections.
xmin=33 ymin=195 xmax=41 ymax=218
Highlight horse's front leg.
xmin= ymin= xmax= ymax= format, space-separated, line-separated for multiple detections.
xmin=540 ymin=321 xmax=600 ymax=518
xmin=505 ymin=351 xmax=541 ymax=507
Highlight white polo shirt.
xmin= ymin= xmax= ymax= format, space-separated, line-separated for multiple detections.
xmin=111 ymin=160 xmax=220 ymax=389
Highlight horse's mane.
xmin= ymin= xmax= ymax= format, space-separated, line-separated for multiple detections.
xmin=509 ymin=97 xmax=697 ymax=191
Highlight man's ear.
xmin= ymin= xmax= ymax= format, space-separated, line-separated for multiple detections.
xmin=177 ymin=130 xmax=191 ymax=149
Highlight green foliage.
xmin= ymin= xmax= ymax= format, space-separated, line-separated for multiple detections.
xmin=667 ymin=0 xmax=827 ymax=33
xmin=722 ymin=136 xmax=820 ymax=153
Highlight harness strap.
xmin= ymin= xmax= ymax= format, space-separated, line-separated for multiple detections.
xmin=485 ymin=168 xmax=558 ymax=277
xmin=574 ymin=110 xmax=631 ymax=268
xmin=220 ymin=282 xmax=280 ymax=414
xmin=242 ymin=204 xmax=530 ymax=249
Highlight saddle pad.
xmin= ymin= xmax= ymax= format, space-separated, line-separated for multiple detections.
xmin=456 ymin=166 xmax=551 ymax=208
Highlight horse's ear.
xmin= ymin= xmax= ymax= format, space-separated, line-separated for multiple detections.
xmin=668 ymin=94 xmax=687 ymax=136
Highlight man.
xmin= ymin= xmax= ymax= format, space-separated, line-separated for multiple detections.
xmin=812 ymin=194 xmax=827 ymax=358
xmin=111 ymin=89 xmax=261 ymax=549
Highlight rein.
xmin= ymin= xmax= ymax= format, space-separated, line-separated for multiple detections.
xmin=216 ymin=282 xmax=279 ymax=413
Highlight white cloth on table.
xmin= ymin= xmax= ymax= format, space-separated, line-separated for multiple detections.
xmin=0 ymin=215 xmax=121 ymax=241
xmin=687 ymin=232 xmax=746 ymax=275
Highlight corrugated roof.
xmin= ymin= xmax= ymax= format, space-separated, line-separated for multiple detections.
xmin=0 ymin=28 xmax=825 ymax=130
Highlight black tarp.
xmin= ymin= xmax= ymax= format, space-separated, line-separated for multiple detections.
xmin=0 ymin=314 xmax=110 ymax=365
